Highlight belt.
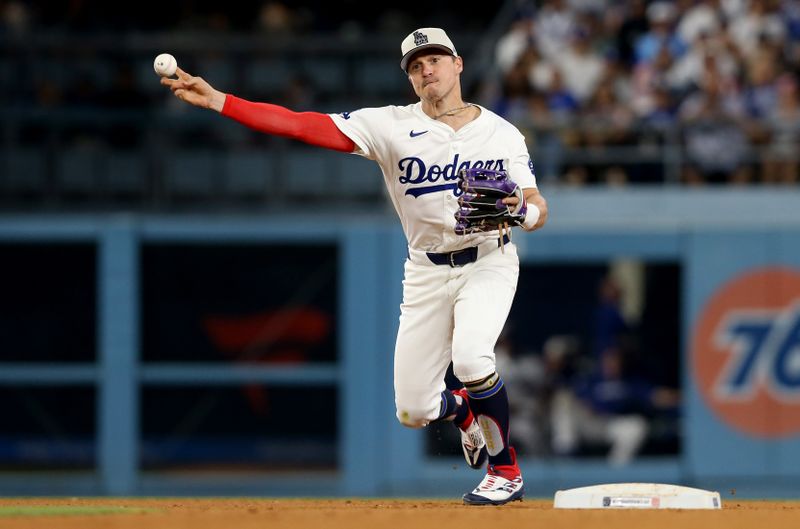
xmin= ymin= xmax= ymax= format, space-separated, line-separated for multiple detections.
xmin=426 ymin=234 xmax=511 ymax=267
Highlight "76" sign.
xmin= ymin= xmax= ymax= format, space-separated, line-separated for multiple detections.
xmin=716 ymin=305 xmax=800 ymax=401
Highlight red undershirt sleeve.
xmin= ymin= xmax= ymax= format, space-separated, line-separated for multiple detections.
xmin=221 ymin=94 xmax=356 ymax=153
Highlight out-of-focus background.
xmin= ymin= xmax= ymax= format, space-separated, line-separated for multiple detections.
xmin=1 ymin=0 xmax=799 ymax=498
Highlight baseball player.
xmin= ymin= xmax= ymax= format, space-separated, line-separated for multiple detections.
xmin=161 ymin=27 xmax=548 ymax=505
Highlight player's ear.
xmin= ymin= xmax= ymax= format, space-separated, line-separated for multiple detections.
xmin=454 ymin=55 xmax=463 ymax=74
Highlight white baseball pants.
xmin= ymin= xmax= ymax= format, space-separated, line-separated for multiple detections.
xmin=394 ymin=240 xmax=519 ymax=428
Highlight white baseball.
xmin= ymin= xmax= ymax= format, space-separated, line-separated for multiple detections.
xmin=153 ymin=53 xmax=177 ymax=77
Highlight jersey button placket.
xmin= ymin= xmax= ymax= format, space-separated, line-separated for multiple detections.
xmin=449 ymin=141 xmax=460 ymax=194
xmin=443 ymin=137 xmax=459 ymax=243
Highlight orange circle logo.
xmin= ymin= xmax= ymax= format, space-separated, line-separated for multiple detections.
xmin=691 ymin=267 xmax=800 ymax=438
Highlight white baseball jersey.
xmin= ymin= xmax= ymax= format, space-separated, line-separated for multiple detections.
xmin=329 ymin=102 xmax=537 ymax=252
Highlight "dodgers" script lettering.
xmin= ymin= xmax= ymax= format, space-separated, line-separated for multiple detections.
xmin=397 ymin=155 xmax=506 ymax=197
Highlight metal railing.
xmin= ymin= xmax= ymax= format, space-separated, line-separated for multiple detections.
xmin=3 ymin=106 xmax=796 ymax=211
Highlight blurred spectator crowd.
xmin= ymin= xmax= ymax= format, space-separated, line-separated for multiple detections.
xmin=492 ymin=0 xmax=800 ymax=185
xmin=2 ymin=0 xmax=799 ymax=207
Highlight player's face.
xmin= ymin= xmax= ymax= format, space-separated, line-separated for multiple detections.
xmin=407 ymin=52 xmax=462 ymax=101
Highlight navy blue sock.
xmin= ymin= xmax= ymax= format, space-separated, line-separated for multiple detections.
xmin=433 ymin=390 xmax=469 ymax=425
xmin=466 ymin=378 xmax=512 ymax=466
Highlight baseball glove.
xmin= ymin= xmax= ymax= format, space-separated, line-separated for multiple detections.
xmin=454 ymin=168 xmax=527 ymax=235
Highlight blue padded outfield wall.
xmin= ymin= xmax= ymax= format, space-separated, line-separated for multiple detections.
xmin=0 ymin=187 xmax=799 ymax=498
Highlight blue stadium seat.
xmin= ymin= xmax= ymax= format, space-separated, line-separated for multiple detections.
xmin=135 ymin=57 xmax=165 ymax=94
xmin=1 ymin=149 xmax=47 ymax=193
xmin=244 ymin=58 xmax=294 ymax=96
xmin=337 ymin=155 xmax=384 ymax=197
xmin=283 ymin=150 xmax=337 ymax=195
xmin=71 ymin=59 xmax=115 ymax=90
xmin=35 ymin=59 xmax=69 ymax=87
xmin=217 ymin=118 xmax=253 ymax=144
xmin=56 ymin=148 xmax=99 ymax=194
xmin=223 ymin=150 xmax=275 ymax=198
xmin=105 ymin=151 xmax=148 ymax=196
xmin=355 ymin=58 xmax=408 ymax=95
xmin=163 ymin=151 xmax=219 ymax=199
xmin=299 ymin=58 xmax=347 ymax=92
xmin=198 ymin=56 xmax=236 ymax=91
xmin=281 ymin=149 xmax=385 ymax=201
xmin=0 ymin=58 xmax=15 ymax=88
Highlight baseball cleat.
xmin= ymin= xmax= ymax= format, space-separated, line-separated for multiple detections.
xmin=463 ymin=447 xmax=524 ymax=505
xmin=453 ymin=389 xmax=488 ymax=469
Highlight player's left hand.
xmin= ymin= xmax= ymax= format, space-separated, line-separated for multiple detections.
xmin=454 ymin=168 xmax=527 ymax=235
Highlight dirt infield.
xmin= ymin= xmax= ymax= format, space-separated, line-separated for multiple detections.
xmin=0 ymin=498 xmax=798 ymax=529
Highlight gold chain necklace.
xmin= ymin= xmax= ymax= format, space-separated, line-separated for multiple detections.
xmin=432 ymin=103 xmax=475 ymax=120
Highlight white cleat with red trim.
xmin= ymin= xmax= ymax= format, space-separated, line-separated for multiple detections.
xmin=462 ymin=447 xmax=524 ymax=505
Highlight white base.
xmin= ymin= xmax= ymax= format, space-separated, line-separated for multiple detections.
xmin=554 ymin=483 xmax=722 ymax=509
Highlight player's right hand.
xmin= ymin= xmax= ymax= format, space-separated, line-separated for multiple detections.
xmin=161 ymin=67 xmax=226 ymax=112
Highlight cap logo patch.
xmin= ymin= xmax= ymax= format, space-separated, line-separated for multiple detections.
xmin=413 ymin=31 xmax=428 ymax=46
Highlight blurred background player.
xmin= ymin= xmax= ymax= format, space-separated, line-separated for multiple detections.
xmin=550 ymin=344 xmax=680 ymax=466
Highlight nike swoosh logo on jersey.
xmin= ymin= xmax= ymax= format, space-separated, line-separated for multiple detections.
xmin=409 ymin=130 xmax=429 ymax=138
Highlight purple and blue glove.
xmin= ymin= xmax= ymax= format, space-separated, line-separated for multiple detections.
xmin=454 ymin=168 xmax=526 ymax=235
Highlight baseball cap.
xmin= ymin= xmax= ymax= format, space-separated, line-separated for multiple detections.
xmin=400 ymin=27 xmax=458 ymax=72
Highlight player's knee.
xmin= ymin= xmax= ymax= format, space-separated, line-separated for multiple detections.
xmin=451 ymin=338 xmax=498 ymax=381
xmin=395 ymin=393 xmax=440 ymax=429
xmin=395 ymin=408 xmax=429 ymax=429
xmin=451 ymin=357 xmax=496 ymax=384
xmin=452 ymin=333 xmax=497 ymax=360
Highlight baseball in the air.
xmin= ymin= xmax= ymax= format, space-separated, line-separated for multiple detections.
xmin=153 ymin=53 xmax=177 ymax=77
